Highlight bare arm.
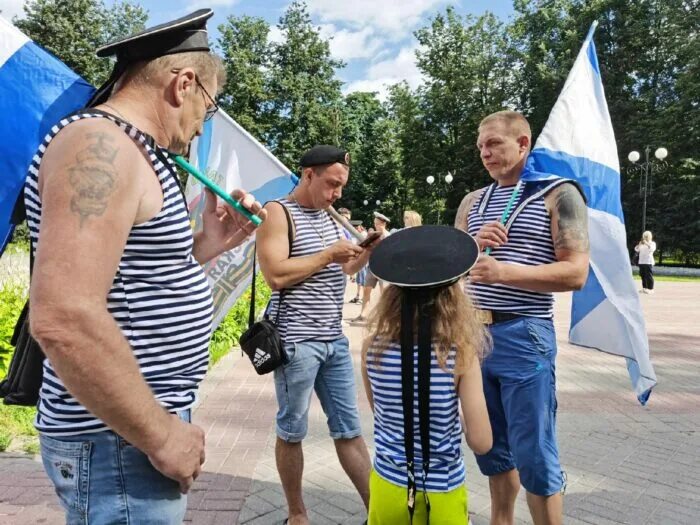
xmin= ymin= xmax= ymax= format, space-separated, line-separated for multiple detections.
xmin=361 ymin=338 xmax=374 ymax=412
xmin=457 ymin=355 xmax=492 ymax=455
xmin=471 ymin=182 xmax=590 ymax=292
xmin=256 ymin=202 xmax=363 ymax=290
xmin=29 ymin=121 xmax=177 ymax=454
xmin=454 ymin=189 xmax=484 ymax=232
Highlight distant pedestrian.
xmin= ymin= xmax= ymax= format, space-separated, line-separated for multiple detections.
xmin=635 ymin=231 xmax=657 ymax=294
xmin=403 ymin=210 xmax=422 ymax=228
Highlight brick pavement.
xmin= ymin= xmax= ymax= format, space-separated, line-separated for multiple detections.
xmin=1 ymin=280 xmax=698 ymax=524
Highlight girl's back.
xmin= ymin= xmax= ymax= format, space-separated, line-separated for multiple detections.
xmin=367 ymin=339 xmax=465 ymax=492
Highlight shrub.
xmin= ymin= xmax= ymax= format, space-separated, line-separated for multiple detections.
xmin=209 ymin=274 xmax=272 ymax=366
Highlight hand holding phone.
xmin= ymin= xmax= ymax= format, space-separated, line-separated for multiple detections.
xmin=358 ymin=231 xmax=382 ymax=248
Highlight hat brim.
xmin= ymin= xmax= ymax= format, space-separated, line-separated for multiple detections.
xmin=369 ymin=226 xmax=479 ymax=288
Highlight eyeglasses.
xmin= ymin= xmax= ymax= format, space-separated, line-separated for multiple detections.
xmin=171 ymin=69 xmax=219 ymax=122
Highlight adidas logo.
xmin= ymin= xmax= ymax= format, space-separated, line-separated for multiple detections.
xmin=253 ymin=347 xmax=271 ymax=367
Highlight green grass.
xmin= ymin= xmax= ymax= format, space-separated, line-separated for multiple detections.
xmin=0 ymin=404 xmax=38 ymax=453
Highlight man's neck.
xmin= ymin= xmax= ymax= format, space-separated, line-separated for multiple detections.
xmin=290 ymin=187 xmax=316 ymax=209
xmin=101 ymin=92 xmax=171 ymax=148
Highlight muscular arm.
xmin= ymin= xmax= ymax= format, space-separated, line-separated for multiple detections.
xmin=29 ymin=120 xmax=174 ymax=455
xmin=256 ymin=202 xmax=333 ymax=290
xmin=454 ymin=189 xmax=484 ymax=232
xmin=497 ymin=182 xmax=590 ymax=292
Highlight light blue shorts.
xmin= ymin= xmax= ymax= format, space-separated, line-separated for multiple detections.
xmin=274 ymin=336 xmax=362 ymax=442
xmin=40 ymin=410 xmax=190 ymax=524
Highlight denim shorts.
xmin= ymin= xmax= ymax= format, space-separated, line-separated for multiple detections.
xmin=356 ymin=266 xmax=367 ymax=286
xmin=40 ymin=410 xmax=190 ymax=524
xmin=474 ymin=316 xmax=565 ymax=496
xmin=274 ymin=336 xmax=362 ymax=442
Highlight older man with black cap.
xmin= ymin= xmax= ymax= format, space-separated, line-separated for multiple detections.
xmin=25 ymin=10 xmax=264 ymax=523
xmin=256 ymin=145 xmax=376 ymax=525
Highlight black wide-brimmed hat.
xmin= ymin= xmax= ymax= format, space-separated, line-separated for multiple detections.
xmin=369 ymin=225 xmax=479 ymax=289
xmin=368 ymin=225 xmax=479 ymax=522
xmin=87 ymin=9 xmax=214 ymax=107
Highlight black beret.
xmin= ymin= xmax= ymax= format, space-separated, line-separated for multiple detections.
xmin=300 ymin=145 xmax=350 ymax=168
xmin=369 ymin=226 xmax=479 ymax=288
xmin=88 ymin=9 xmax=214 ymax=107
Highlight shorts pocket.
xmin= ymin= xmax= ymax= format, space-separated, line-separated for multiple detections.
xmin=525 ymin=318 xmax=555 ymax=358
xmin=40 ymin=435 xmax=91 ymax=519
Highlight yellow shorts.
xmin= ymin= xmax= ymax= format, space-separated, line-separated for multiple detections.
xmin=368 ymin=469 xmax=469 ymax=524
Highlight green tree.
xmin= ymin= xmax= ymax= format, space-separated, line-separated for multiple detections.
xmin=217 ymin=15 xmax=272 ymax=142
xmin=412 ymin=8 xmax=517 ymax=223
xmin=265 ymin=1 xmax=345 ymax=169
xmin=14 ymin=0 xmax=148 ymax=86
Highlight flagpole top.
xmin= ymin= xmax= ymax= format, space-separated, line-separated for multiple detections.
xmin=585 ymin=20 xmax=599 ymax=44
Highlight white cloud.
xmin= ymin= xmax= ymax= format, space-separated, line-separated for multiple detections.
xmin=318 ymin=24 xmax=384 ymax=61
xmin=0 ymin=0 xmax=26 ymax=21
xmin=267 ymin=24 xmax=285 ymax=44
xmin=344 ymin=45 xmax=424 ymax=100
xmin=186 ymin=0 xmax=241 ymax=10
xmin=308 ymin=0 xmax=447 ymax=36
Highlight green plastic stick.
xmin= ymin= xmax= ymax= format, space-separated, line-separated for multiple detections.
xmin=172 ymin=155 xmax=262 ymax=226
xmin=484 ymin=180 xmax=522 ymax=255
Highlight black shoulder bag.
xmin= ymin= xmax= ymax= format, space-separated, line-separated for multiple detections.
xmin=0 ymin=245 xmax=45 ymax=406
xmin=239 ymin=202 xmax=294 ymax=375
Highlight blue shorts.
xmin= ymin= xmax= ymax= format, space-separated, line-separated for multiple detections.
xmin=475 ymin=316 xmax=564 ymax=496
xmin=356 ymin=266 xmax=367 ymax=286
xmin=274 ymin=336 xmax=362 ymax=442
xmin=40 ymin=410 xmax=190 ymax=523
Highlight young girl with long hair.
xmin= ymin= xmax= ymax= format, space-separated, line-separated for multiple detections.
xmin=361 ymin=226 xmax=492 ymax=524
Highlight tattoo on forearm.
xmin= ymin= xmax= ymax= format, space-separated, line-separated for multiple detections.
xmin=554 ymin=184 xmax=589 ymax=252
xmin=68 ymin=133 xmax=119 ymax=227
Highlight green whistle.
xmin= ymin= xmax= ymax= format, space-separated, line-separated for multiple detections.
xmin=172 ymin=155 xmax=263 ymax=226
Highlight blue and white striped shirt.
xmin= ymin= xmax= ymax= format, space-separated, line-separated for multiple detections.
xmin=267 ymin=198 xmax=345 ymax=343
xmin=466 ymin=183 xmax=557 ymax=318
xmin=25 ymin=111 xmax=213 ymax=436
xmin=367 ymin=339 xmax=465 ymax=492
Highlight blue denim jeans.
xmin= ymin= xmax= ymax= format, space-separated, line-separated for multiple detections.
xmin=40 ymin=410 xmax=190 ymax=524
xmin=274 ymin=336 xmax=362 ymax=442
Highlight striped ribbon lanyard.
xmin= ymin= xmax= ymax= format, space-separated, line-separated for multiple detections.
xmin=484 ymin=179 xmax=522 ymax=255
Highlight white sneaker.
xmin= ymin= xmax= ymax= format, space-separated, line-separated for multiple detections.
xmin=647 ymin=289 xmax=654 ymax=294
xmin=641 ymin=289 xmax=649 ymax=294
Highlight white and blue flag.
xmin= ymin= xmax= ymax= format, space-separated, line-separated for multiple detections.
xmin=523 ymin=21 xmax=657 ymax=404
xmin=186 ymin=109 xmax=297 ymax=328
xmin=0 ymin=16 xmax=94 ymax=254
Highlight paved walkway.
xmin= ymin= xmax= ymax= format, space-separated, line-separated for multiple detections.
xmin=1 ymin=280 xmax=699 ymax=524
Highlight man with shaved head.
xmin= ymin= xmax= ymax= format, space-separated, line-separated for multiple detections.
xmin=456 ymin=110 xmax=590 ymax=525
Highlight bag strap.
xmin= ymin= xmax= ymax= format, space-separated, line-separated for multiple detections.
xmin=247 ymin=201 xmax=294 ymax=329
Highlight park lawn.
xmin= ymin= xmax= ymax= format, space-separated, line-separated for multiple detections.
xmin=0 ymin=404 xmax=38 ymax=454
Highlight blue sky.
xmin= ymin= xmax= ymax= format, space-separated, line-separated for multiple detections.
xmin=1 ymin=0 xmax=514 ymax=98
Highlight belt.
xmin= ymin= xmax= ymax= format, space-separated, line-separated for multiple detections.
xmin=476 ymin=309 xmax=526 ymax=325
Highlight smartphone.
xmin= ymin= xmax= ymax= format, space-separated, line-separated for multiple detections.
xmin=358 ymin=231 xmax=382 ymax=248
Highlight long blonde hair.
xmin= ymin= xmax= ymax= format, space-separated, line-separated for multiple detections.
xmin=403 ymin=210 xmax=422 ymax=228
xmin=366 ymin=282 xmax=490 ymax=373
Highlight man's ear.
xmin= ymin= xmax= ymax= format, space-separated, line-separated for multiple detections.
xmin=518 ymin=135 xmax=531 ymax=154
xmin=172 ymin=68 xmax=197 ymax=108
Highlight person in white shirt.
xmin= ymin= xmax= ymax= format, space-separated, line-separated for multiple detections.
xmin=635 ymin=231 xmax=657 ymax=294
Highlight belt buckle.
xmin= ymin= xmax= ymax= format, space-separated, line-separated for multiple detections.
xmin=476 ymin=310 xmax=493 ymax=325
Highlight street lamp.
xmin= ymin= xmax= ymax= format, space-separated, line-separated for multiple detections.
xmin=376 ymin=199 xmax=381 ymax=206
xmin=363 ymin=199 xmax=368 ymax=206
xmin=626 ymin=147 xmax=669 ymax=232
xmin=426 ymin=172 xmax=454 ymax=224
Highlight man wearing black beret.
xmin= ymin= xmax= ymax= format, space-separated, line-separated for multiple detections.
xmin=24 ymin=10 xmax=264 ymax=523
xmin=256 ymin=145 xmax=376 ymax=525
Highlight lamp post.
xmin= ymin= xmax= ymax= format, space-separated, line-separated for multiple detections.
xmin=627 ymin=147 xmax=668 ymax=232
xmin=426 ymin=172 xmax=454 ymax=224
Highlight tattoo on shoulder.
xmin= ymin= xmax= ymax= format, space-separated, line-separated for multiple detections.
xmin=553 ymin=184 xmax=589 ymax=252
xmin=68 ymin=132 xmax=119 ymax=227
